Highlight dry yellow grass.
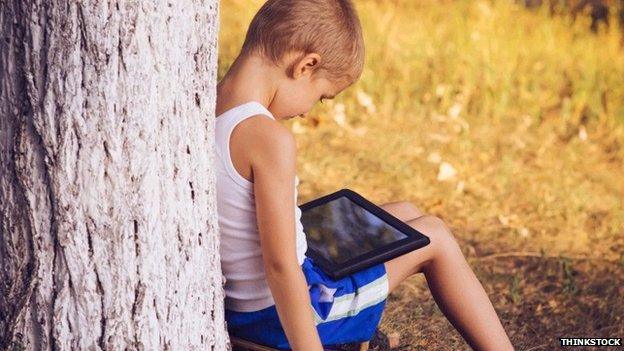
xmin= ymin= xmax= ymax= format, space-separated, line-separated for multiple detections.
xmin=219 ymin=0 xmax=624 ymax=349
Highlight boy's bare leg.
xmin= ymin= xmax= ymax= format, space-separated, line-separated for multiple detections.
xmin=378 ymin=201 xmax=425 ymax=222
xmin=380 ymin=209 xmax=514 ymax=351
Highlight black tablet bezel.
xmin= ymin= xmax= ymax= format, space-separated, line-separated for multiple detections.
xmin=299 ymin=188 xmax=431 ymax=280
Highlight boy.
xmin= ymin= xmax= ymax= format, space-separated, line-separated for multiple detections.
xmin=215 ymin=0 xmax=515 ymax=350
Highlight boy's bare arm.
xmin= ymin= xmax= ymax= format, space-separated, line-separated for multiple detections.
xmin=250 ymin=119 xmax=324 ymax=351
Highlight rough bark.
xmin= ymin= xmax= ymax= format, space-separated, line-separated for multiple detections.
xmin=0 ymin=0 xmax=229 ymax=349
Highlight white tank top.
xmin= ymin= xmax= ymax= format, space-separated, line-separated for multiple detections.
xmin=215 ymin=100 xmax=308 ymax=312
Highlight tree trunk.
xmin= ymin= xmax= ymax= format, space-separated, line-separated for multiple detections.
xmin=0 ymin=1 xmax=229 ymax=350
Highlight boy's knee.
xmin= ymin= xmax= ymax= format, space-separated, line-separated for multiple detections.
xmin=382 ymin=201 xmax=424 ymax=222
xmin=402 ymin=201 xmax=424 ymax=219
xmin=409 ymin=215 xmax=460 ymax=253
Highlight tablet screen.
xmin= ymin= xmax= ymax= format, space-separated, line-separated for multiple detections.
xmin=301 ymin=196 xmax=408 ymax=264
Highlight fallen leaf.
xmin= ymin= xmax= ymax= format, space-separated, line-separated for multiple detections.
xmin=437 ymin=162 xmax=457 ymax=181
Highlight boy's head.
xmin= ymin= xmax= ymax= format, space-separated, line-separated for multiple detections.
xmin=239 ymin=0 xmax=365 ymax=119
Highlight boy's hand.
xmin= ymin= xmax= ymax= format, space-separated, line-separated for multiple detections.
xmin=249 ymin=116 xmax=324 ymax=351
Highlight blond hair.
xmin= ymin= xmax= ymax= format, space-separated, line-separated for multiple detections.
xmin=240 ymin=0 xmax=365 ymax=84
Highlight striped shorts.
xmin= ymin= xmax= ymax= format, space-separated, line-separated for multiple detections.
xmin=225 ymin=256 xmax=389 ymax=350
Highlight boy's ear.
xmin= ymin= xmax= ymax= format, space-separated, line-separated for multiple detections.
xmin=291 ymin=52 xmax=322 ymax=79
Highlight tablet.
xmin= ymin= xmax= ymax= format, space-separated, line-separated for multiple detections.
xmin=299 ymin=189 xmax=430 ymax=280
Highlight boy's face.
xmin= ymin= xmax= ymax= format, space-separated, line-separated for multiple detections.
xmin=269 ymin=52 xmax=352 ymax=120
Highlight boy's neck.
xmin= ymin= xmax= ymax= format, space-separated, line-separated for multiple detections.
xmin=216 ymin=54 xmax=281 ymax=117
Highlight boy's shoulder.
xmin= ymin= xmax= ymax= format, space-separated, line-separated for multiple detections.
xmin=234 ymin=114 xmax=295 ymax=149
xmin=231 ymin=114 xmax=296 ymax=175
xmin=247 ymin=115 xmax=296 ymax=159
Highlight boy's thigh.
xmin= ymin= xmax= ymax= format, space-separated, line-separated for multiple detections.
xmin=379 ymin=201 xmax=425 ymax=222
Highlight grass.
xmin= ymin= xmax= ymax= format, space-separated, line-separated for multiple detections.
xmin=218 ymin=0 xmax=624 ymax=349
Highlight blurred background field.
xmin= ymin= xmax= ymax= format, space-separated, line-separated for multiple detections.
xmin=218 ymin=0 xmax=624 ymax=349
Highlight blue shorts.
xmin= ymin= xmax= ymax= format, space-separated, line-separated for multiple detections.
xmin=225 ymin=256 xmax=389 ymax=350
